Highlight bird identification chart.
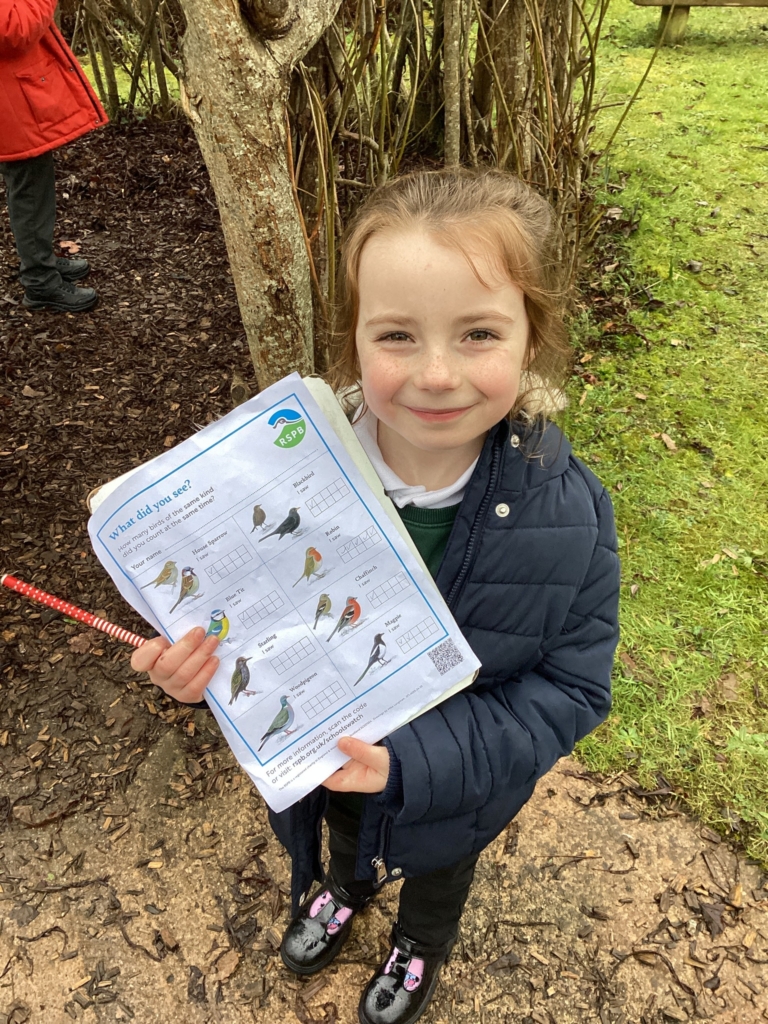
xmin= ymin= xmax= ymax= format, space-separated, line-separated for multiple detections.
xmin=88 ymin=373 xmax=480 ymax=812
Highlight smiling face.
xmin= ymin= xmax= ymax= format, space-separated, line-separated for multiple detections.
xmin=355 ymin=227 xmax=530 ymax=479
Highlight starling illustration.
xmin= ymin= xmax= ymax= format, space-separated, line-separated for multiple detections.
xmin=313 ymin=593 xmax=332 ymax=630
xmin=229 ymin=656 xmax=259 ymax=704
xmin=258 ymin=695 xmax=296 ymax=751
xmin=293 ymin=546 xmax=327 ymax=587
xmin=326 ymin=596 xmax=361 ymax=642
xmin=259 ymin=507 xmax=301 ymax=543
xmin=205 ymin=608 xmax=229 ymax=642
xmin=169 ymin=566 xmax=200 ymax=613
xmin=250 ymin=504 xmax=267 ymax=533
xmin=140 ymin=560 xmax=178 ymax=589
xmin=354 ymin=633 xmax=389 ymax=686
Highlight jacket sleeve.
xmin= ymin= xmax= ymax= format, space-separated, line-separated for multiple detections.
xmin=0 ymin=0 xmax=57 ymax=52
xmin=377 ymin=487 xmax=620 ymax=825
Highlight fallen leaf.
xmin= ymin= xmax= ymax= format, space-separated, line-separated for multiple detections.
xmin=21 ymin=385 xmax=45 ymax=398
xmin=630 ymin=584 xmax=639 ymax=597
xmin=717 ymin=673 xmax=739 ymax=701
xmin=68 ymin=635 xmax=91 ymax=654
xmin=721 ymin=547 xmax=738 ymax=559
xmin=660 ymin=433 xmax=677 ymax=451
xmin=635 ymin=393 xmax=647 ymax=401
xmin=579 ymin=353 xmax=594 ymax=364
xmin=619 ymin=652 xmax=637 ymax=675
xmin=669 ymin=338 xmax=683 ymax=347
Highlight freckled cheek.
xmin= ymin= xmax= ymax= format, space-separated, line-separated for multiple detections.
xmin=468 ymin=356 xmax=522 ymax=404
xmin=358 ymin=350 xmax=410 ymax=409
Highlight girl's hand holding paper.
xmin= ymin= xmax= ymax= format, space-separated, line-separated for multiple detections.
xmin=322 ymin=737 xmax=390 ymax=793
xmin=130 ymin=628 xmax=220 ymax=704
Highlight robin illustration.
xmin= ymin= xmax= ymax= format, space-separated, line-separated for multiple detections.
xmin=169 ymin=567 xmax=200 ymax=613
xmin=258 ymin=695 xmax=296 ymax=751
xmin=354 ymin=633 xmax=389 ymax=685
xmin=326 ymin=596 xmax=361 ymax=642
xmin=205 ymin=609 xmax=229 ymax=642
xmin=293 ymin=546 xmax=327 ymax=587
xmin=259 ymin=507 xmax=300 ymax=542
xmin=250 ymin=504 xmax=267 ymax=533
xmin=140 ymin=560 xmax=178 ymax=589
xmin=313 ymin=593 xmax=332 ymax=630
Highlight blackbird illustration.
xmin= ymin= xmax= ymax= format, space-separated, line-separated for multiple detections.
xmin=205 ymin=608 xmax=229 ymax=642
xmin=293 ymin=546 xmax=326 ymax=587
xmin=229 ymin=656 xmax=259 ymax=704
xmin=259 ymin=507 xmax=300 ymax=542
xmin=313 ymin=593 xmax=332 ymax=630
xmin=326 ymin=596 xmax=361 ymax=642
xmin=169 ymin=567 xmax=200 ymax=613
xmin=355 ymin=633 xmax=389 ymax=685
xmin=258 ymin=695 xmax=296 ymax=751
xmin=250 ymin=504 xmax=267 ymax=532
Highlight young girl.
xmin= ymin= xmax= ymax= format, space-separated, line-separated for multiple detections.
xmin=132 ymin=169 xmax=620 ymax=1024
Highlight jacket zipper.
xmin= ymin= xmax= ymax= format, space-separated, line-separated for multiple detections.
xmin=371 ymin=814 xmax=392 ymax=886
xmin=446 ymin=438 xmax=502 ymax=611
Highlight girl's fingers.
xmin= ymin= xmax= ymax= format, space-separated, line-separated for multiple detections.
xmin=131 ymin=635 xmax=171 ymax=673
xmin=177 ymin=655 xmax=220 ymax=703
xmin=153 ymin=628 xmax=216 ymax=680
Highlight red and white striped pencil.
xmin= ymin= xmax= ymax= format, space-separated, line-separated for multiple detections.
xmin=1 ymin=573 xmax=148 ymax=648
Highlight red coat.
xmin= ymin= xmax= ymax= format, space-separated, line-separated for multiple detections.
xmin=0 ymin=0 xmax=107 ymax=162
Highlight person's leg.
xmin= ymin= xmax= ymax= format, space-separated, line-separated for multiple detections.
xmin=0 ymin=152 xmax=61 ymax=293
xmin=396 ymin=851 xmax=479 ymax=951
xmin=325 ymin=792 xmax=378 ymax=901
xmin=280 ymin=793 xmax=375 ymax=975
xmin=358 ymin=854 xmax=480 ymax=1024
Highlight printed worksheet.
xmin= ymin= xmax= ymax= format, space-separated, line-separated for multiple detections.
xmin=88 ymin=373 xmax=480 ymax=812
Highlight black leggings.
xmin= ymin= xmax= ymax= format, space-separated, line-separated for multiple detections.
xmin=325 ymin=793 xmax=478 ymax=954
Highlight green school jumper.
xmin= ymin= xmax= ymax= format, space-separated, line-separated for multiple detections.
xmin=335 ymin=503 xmax=460 ymax=817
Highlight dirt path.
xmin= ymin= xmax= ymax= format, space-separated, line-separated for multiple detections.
xmin=2 ymin=704 xmax=767 ymax=1024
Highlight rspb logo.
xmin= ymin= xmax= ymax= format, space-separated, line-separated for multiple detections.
xmin=268 ymin=408 xmax=306 ymax=449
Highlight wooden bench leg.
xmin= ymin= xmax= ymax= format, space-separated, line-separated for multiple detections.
xmin=658 ymin=5 xmax=690 ymax=45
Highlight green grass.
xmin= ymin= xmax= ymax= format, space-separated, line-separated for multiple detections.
xmin=568 ymin=0 xmax=768 ymax=862
xmin=80 ymin=54 xmax=179 ymax=111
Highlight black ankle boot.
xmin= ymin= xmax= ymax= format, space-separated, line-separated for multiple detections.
xmin=358 ymin=925 xmax=448 ymax=1024
xmin=281 ymin=879 xmax=372 ymax=975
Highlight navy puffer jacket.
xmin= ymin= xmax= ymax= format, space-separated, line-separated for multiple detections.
xmin=270 ymin=416 xmax=620 ymax=913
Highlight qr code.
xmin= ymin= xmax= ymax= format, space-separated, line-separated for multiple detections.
xmin=427 ymin=639 xmax=464 ymax=675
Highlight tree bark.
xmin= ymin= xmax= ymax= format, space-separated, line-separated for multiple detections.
xmin=443 ymin=0 xmax=461 ymax=165
xmin=177 ymin=0 xmax=342 ymax=388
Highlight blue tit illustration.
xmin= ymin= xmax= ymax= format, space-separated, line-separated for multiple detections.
xmin=205 ymin=608 xmax=229 ymax=642
xmin=140 ymin=560 xmax=178 ymax=589
xmin=169 ymin=566 xmax=200 ymax=613
xmin=258 ymin=695 xmax=296 ymax=751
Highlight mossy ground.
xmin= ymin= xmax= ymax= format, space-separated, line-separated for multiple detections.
xmin=569 ymin=0 xmax=768 ymax=862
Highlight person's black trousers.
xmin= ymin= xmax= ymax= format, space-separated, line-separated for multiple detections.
xmin=326 ymin=793 xmax=479 ymax=954
xmin=0 ymin=151 xmax=61 ymax=293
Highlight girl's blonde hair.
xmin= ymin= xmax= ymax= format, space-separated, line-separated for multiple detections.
xmin=327 ymin=167 xmax=570 ymax=420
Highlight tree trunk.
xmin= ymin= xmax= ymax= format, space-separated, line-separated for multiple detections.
xmin=443 ymin=0 xmax=461 ymax=165
xmin=177 ymin=0 xmax=342 ymax=388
